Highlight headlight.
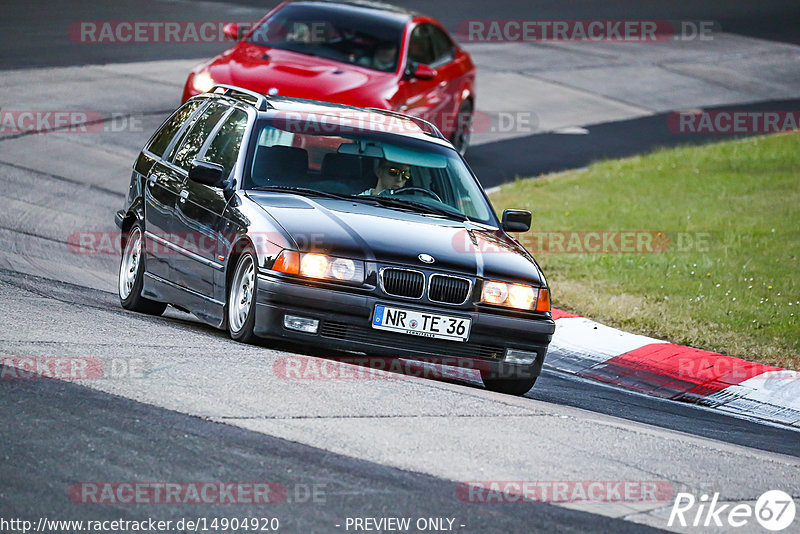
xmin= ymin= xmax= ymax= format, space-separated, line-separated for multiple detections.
xmin=330 ymin=258 xmax=356 ymax=280
xmin=481 ymin=281 xmax=508 ymax=305
xmin=192 ymin=70 xmax=215 ymax=93
xmin=301 ymin=254 xmax=329 ymax=279
xmin=481 ymin=280 xmax=549 ymax=311
xmin=508 ymin=284 xmax=536 ymax=309
xmin=272 ymin=250 xmax=364 ymax=284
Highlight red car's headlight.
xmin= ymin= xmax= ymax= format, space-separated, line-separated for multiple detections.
xmin=192 ymin=71 xmax=215 ymax=93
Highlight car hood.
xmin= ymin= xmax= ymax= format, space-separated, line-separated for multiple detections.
xmin=208 ymin=43 xmax=396 ymax=105
xmin=247 ymin=192 xmax=544 ymax=285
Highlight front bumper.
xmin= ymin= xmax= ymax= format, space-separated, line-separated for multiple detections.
xmin=254 ymin=272 xmax=555 ymax=377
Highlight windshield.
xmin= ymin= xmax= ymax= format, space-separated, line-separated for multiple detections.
xmin=247 ymin=3 xmax=404 ymax=73
xmin=242 ymin=119 xmax=496 ymax=225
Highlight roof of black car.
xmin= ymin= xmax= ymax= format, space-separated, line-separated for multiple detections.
xmin=200 ymin=86 xmax=451 ymax=147
xmin=258 ymin=97 xmax=451 ymax=146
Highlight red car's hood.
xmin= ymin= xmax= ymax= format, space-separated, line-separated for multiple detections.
xmin=208 ymin=43 xmax=395 ymax=105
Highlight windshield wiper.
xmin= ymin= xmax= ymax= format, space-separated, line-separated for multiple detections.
xmin=250 ymin=186 xmax=356 ymax=201
xmin=362 ymin=196 xmax=469 ymax=222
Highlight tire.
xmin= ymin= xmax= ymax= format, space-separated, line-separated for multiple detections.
xmin=227 ymin=247 xmax=259 ymax=343
xmin=481 ymin=367 xmax=538 ymax=396
xmin=118 ymin=223 xmax=167 ymax=315
xmin=451 ymin=100 xmax=473 ymax=156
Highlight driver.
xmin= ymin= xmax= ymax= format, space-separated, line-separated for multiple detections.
xmin=360 ymin=160 xmax=411 ymax=195
xmin=357 ymin=42 xmax=397 ymax=71
xmin=372 ymin=43 xmax=397 ymax=71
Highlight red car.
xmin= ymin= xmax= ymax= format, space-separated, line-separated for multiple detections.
xmin=182 ymin=0 xmax=476 ymax=153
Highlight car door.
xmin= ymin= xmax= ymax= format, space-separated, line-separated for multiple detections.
xmin=396 ymin=23 xmax=456 ymax=131
xmin=167 ymin=102 xmax=236 ymax=298
xmin=186 ymin=107 xmax=250 ymax=307
xmin=142 ymin=100 xmax=204 ymax=281
xmin=427 ymin=24 xmax=462 ymax=134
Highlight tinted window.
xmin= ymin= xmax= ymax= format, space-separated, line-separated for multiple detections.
xmin=244 ymin=121 xmax=494 ymax=224
xmin=408 ymin=25 xmax=435 ymax=65
xmin=172 ymin=103 xmax=228 ymax=172
xmin=203 ymin=109 xmax=249 ymax=177
xmin=146 ymin=101 xmax=201 ymax=157
xmin=430 ymin=26 xmax=455 ymax=65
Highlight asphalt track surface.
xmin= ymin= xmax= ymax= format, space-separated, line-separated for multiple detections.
xmin=1 ymin=1 xmax=799 ymax=533
xmin=1 ymin=361 xmax=662 ymax=533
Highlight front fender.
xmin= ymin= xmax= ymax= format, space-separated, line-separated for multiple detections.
xmin=219 ymin=193 xmax=294 ymax=274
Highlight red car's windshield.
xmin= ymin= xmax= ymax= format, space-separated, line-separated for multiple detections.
xmin=248 ymin=3 xmax=406 ymax=73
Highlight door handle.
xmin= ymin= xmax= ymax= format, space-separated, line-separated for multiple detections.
xmin=178 ymin=189 xmax=189 ymax=202
xmin=147 ymin=174 xmax=158 ymax=185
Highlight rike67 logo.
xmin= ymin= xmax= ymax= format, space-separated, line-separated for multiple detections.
xmin=669 ymin=490 xmax=796 ymax=531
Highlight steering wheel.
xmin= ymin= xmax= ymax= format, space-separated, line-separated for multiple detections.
xmin=391 ymin=187 xmax=442 ymax=202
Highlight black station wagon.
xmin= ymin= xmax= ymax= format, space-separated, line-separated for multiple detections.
xmin=115 ymin=85 xmax=554 ymax=395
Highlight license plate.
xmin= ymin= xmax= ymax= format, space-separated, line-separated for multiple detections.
xmin=371 ymin=305 xmax=471 ymax=342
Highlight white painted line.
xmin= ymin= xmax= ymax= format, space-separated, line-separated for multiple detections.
xmin=552 ymin=126 xmax=589 ymax=135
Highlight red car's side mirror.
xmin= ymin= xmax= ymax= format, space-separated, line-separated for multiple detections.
xmin=223 ymin=23 xmax=240 ymax=41
xmin=413 ymin=64 xmax=437 ymax=80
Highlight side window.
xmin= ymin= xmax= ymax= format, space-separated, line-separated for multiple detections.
xmin=202 ymin=109 xmax=249 ymax=178
xmin=146 ymin=101 xmax=201 ymax=158
xmin=172 ymin=103 xmax=229 ymax=172
xmin=430 ymin=26 xmax=455 ymax=65
xmin=408 ymin=25 xmax=435 ymax=66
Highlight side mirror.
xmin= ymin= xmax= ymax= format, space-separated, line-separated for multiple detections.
xmin=501 ymin=209 xmax=531 ymax=232
xmin=413 ymin=64 xmax=437 ymax=80
xmin=189 ymin=160 xmax=226 ymax=188
xmin=223 ymin=23 xmax=240 ymax=41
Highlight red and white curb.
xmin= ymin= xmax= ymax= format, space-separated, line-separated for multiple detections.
xmin=546 ymin=309 xmax=800 ymax=427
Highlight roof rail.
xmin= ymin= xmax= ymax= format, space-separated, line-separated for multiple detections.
xmin=209 ymin=84 xmax=272 ymax=111
xmin=365 ymin=108 xmax=447 ymax=141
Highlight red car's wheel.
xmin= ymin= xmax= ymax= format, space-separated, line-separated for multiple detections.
xmin=451 ymin=100 xmax=473 ymax=156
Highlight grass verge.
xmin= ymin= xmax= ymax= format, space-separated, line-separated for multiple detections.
xmin=489 ymin=132 xmax=800 ymax=368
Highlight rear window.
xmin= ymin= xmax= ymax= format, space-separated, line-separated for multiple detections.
xmin=203 ymin=109 xmax=249 ymax=177
xmin=146 ymin=101 xmax=201 ymax=158
xmin=172 ymin=103 xmax=229 ymax=172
